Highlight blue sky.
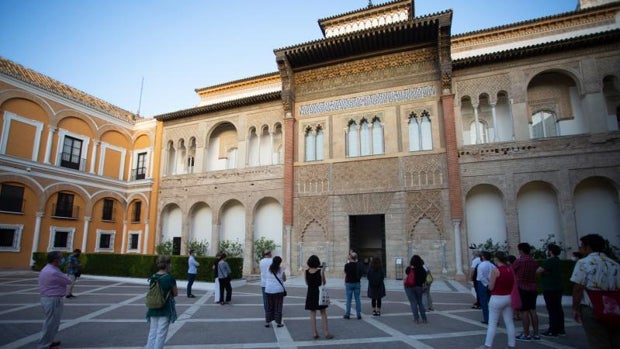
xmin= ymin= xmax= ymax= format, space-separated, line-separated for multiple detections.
xmin=0 ymin=0 xmax=576 ymax=118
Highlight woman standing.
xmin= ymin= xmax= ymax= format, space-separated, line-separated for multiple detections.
xmin=480 ymin=251 xmax=516 ymax=349
xmin=421 ymin=258 xmax=434 ymax=311
xmin=212 ymin=252 xmax=222 ymax=304
xmin=305 ymin=255 xmax=333 ymax=340
xmin=217 ymin=253 xmax=232 ymax=305
xmin=146 ymin=255 xmax=178 ymax=349
xmin=264 ymin=256 xmax=287 ymax=327
xmin=366 ymin=257 xmax=385 ymax=316
xmin=404 ymin=255 xmax=427 ymax=324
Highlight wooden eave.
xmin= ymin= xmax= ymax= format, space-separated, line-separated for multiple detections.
xmin=194 ymin=71 xmax=279 ymax=94
xmin=318 ymin=0 xmax=413 ymax=36
xmin=453 ymin=29 xmax=620 ymax=69
xmin=275 ymin=11 xmax=450 ymax=70
xmin=154 ymin=91 xmax=281 ymax=122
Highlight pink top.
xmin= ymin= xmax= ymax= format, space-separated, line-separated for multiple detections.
xmin=38 ymin=263 xmax=72 ymax=297
xmin=491 ymin=265 xmax=514 ymax=296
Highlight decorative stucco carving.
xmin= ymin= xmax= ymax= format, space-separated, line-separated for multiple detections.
xmin=339 ymin=192 xmax=395 ymax=215
xmin=407 ymin=189 xmax=444 ymax=235
xmin=456 ymin=74 xmax=511 ymax=102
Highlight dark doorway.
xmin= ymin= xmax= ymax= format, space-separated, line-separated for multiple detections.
xmin=173 ymin=237 xmax=181 ymax=255
xmin=349 ymin=215 xmax=386 ymax=274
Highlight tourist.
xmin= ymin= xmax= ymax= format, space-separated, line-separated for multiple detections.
xmin=260 ymin=250 xmax=273 ymax=312
xmin=404 ymin=254 xmax=428 ymax=323
xmin=343 ymin=251 xmax=362 ymax=319
xmin=145 ymin=255 xmax=178 ymax=349
xmin=536 ymin=243 xmax=565 ymax=337
xmin=65 ymin=249 xmax=81 ymax=298
xmin=186 ymin=249 xmax=199 ymax=298
xmin=476 ymin=251 xmax=495 ymax=324
xmin=305 ymin=255 xmax=333 ymax=340
xmin=513 ymin=242 xmax=540 ymax=341
xmin=37 ymin=251 xmax=72 ymax=349
xmin=217 ymin=253 xmax=232 ymax=304
xmin=366 ymin=257 xmax=386 ymax=316
xmin=264 ymin=256 xmax=286 ymax=328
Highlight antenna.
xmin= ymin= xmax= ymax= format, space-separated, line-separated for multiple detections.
xmin=136 ymin=77 xmax=144 ymax=117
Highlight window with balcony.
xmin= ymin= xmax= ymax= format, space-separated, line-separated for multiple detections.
xmin=531 ymin=111 xmax=558 ymax=139
xmin=54 ymin=192 xmax=77 ymax=219
xmin=408 ymin=111 xmax=433 ymax=151
xmin=304 ymin=126 xmax=324 ymax=162
xmin=346 ymin=117 xmax=384 ymax=157
xmin=132 ymin=201 xmax=142 ymax=223
xmin=134 ymin=152 xmax=147 ymax=180
xmin=0 ymin=183 xmax=24 ymax=213
xmin=60 ymin=136 xmax=83 ymax=170
xmin=102 ymin=198 xmax=114 ymax=221
xmin=0 ymin=224 xmax=23 ymax=251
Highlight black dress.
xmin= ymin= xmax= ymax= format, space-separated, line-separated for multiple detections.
xmin=305 ymin=269 xmax=328 ymax=310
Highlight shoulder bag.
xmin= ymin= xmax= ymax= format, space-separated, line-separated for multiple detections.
xmin=272 ymin=270 xmax=287 ymax=297
xmin=318 ymin=268 xmax=330 ymax=306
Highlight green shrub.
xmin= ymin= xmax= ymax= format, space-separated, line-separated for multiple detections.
xmin=32 ymin=252 xmax=243 ymax=281
xmin=253 ymin=237 xmax=277 ymax=265
xmin=218 ymin=240 xmax=243 ymax=258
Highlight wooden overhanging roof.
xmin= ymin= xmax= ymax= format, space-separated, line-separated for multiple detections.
xmin=274 ymin=10 xmax=451 ymax=70
xmin=453 ymin=29 xmax=620 ymax=69
xmin=0 ymin=56 xmax=138 ymax=122
xmin=154 ymin=91 xmax=281 ymax=121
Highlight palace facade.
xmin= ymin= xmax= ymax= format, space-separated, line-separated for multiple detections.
xmin=1 ymin=0 xmax=619 ymax=279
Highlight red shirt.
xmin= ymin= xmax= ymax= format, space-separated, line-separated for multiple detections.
xmin=491 ymin=265 xmax=514 ymax=296
xmin=512 ymin=254 xmax=539 ymax=292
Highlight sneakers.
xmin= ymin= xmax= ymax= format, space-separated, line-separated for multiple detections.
xmin=515 ymin=333 xmax=531 ymax=341
xmin=343 ymin=315 xmax=350 ymax=319
xmin=65 ymin=294 xmax=75 ymax=298
xmin=541 ymin=330 xmax=558 ymax=338
xmin=531 ymin=335 xmax=541 ymax=340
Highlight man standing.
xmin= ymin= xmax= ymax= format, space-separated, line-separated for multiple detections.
xmin=259 ymin=250 xmax=273 ymax=312
xmin=38 ymin=251 xmax=72 ymax=349
xmin=187 ymin=249 xmax=199 ymax=298
xmin=537 ymin=243 xmax=565 ymax=337
xmin=476 ymin=251 xmax=495 ymax=324
xmin=470 ymin=250 xmax=482 ymax=309
xmin=65 ymin=249 xmax=81 ymax=298
xmin=513 ymin=242 xmax=540 ymax=341
xmin=343 ymin=251 xmax=362 ymax=319
xmin=571 ymin=234 xmax=620 ymax=349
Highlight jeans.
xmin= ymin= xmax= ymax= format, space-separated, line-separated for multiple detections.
xmin=344 ymin=282 xmax=361 ymax=317
xmin=477 ymin=281 xmax=490 ymax=322
xmin=484 ymin=295 xmax=515 ymax=348
xmin=423 ymin=283 xmax=433 ymax=309
xmin=187 ymin=273 xmax=196 ymax=296
xmin=261 ymin=286 xmax=268 ymax=312
xmin=37 ymin=296 xmax=64 ymax=349
xmin=405 ymin=286 xmax=426 ymax=321
xmin=543 ymin=290 xmax=564 ymax=333
xmin=146 ymin=316 xmax=170 ymax=349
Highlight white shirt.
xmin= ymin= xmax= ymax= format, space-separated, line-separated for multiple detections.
xmin=476 ymin=260 xmax=496 ymax=287
xmin=259 ymin=257 xmax=273 ymax=287
xmin=264 ymin=268 xmax=285 ymax=294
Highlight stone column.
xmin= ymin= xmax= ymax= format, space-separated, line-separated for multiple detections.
xmin=453 ymin=219 xmax=464 ymax=276
xmin=44 ymin=126 xmax=56 ymax=164
xmin=490 ymin=102 xmax=498 ymax=142
xmin=89 ymin=140 xmax=99 ymax=174
xmin=30 ymin=212 xmax=44 ymax=266
xmin=472 ymin=101 xmax=481 ymax=144
xmin=82 ymin=216 xmax=91 ymax=252
xmin=143 ymin=220 xmax=150 ymax=254
xmin=121 ymin=220 xmax=127 ymax=254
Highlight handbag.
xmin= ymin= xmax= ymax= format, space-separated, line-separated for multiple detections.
xmin=318 ymin=268 xmax=330 ymax=306
xmin=586 ymin=289 xmax=620 ymax=326
xmin=273 ymin=270 xmax=287 ymax=297
xmin=425 ymin=270 xmax=433 ymax=285
xmin=404 ymin=267 xmax=416 ymax=287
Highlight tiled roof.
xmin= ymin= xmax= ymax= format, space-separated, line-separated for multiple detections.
xmin=155 ymin=91 xmax=281 ymax=121
xmin=0 ymin=57 xmax=138 ymax=122
xmin=453 ymin=29 xmax=620 ymax=69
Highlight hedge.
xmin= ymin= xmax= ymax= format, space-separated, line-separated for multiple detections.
xmin=32 ymin=252 xmax=243 ymax=282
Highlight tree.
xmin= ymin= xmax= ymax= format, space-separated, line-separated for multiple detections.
xmin=218 ymin=240 xmax=243 ymax=258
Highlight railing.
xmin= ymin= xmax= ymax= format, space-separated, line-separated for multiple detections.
xmin=131 ymin=167 xmax=147 ymax=180
xmin=60 ymin=152 xmax=87 ymax=171
xmin=52 ymin=204 xmax=80 ymax=219
xmin=101 ymin=207 xmax=116 ymax=222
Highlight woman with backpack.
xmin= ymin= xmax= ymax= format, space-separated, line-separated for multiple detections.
xmin=404 ymin=254 xmax=427 ymax=324
xmin=146 ymin=255 xmax=178 ymax=349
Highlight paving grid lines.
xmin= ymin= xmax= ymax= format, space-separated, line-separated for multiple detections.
xmin=0 ymin=270 xmax=588 ymax=349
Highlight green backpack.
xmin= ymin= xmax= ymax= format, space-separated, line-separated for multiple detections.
xmin=145 ymin=274 xmax=169 ymax=309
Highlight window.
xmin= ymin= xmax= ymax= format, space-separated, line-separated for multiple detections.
xmin=0 ymin=183 xmax=24 ymax=213
xmin=102 ymin=198 xmax=114 ymax=221
xmin=346 ymin=117 xmax=384 ymax=157
xmin=49 ymin=226 xmax=74 ymax=251
xmin=60 ymin=136 xmax=83 ymax=170
xmin=469 ymin=120 xmax=489 ymax=144
xmin=132 ymin=201 xmax=142 ymax=223
xmin=0 ymin=224 xmax=23 ymax=251
xmin=128 ymin=232 xmax=140 ymax=251
xmin=531 ymin=111 xmax=558 ymax=138
xmin=96 ymin=230 xmax=115 ymax=252
xmin=304 ymin=126 xmax=324 ymax=162
xmin=54 ymin=192 xmax=77 ymax=218
xmin=408 ymin=111 xmax=433 ymax=151
xmin=134 ymin=152 xmax=147 ymax=180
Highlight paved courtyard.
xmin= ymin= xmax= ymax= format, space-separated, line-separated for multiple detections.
xmin=0 ymin=270 xmax=588 ymax=349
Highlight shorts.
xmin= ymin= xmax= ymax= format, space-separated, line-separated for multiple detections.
xmin=518 ymin=288 xmax=537 ymax=311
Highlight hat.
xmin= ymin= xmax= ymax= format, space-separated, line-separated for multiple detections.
xmin=263 ymin=250 xmax=272 ymax=256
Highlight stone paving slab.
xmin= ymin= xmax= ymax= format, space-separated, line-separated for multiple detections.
xmin=0 ymin=270 xmax=589 ymax=349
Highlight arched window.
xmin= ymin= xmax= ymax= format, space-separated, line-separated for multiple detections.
xmin=226 ymin=148 xmax=237 ymax=169
xmin=347 ymin=121 xmax=359 ymax=157
xmin=360 ymin=119 xmax=371 ymax=156
xmin=305 ymin=127 xmax=315 ymax=161
xmin=408 ymin=111 xmax=433 ymax=151
xmin=315 ymin=127 xmax=324 ymax=161
xmin=530 ymin=111 xmax=558 ymax=138
xmin=372 ymin=118 xmax=384 ymax=154
xmin=469 ymin=120 xmax=489 ymax=144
